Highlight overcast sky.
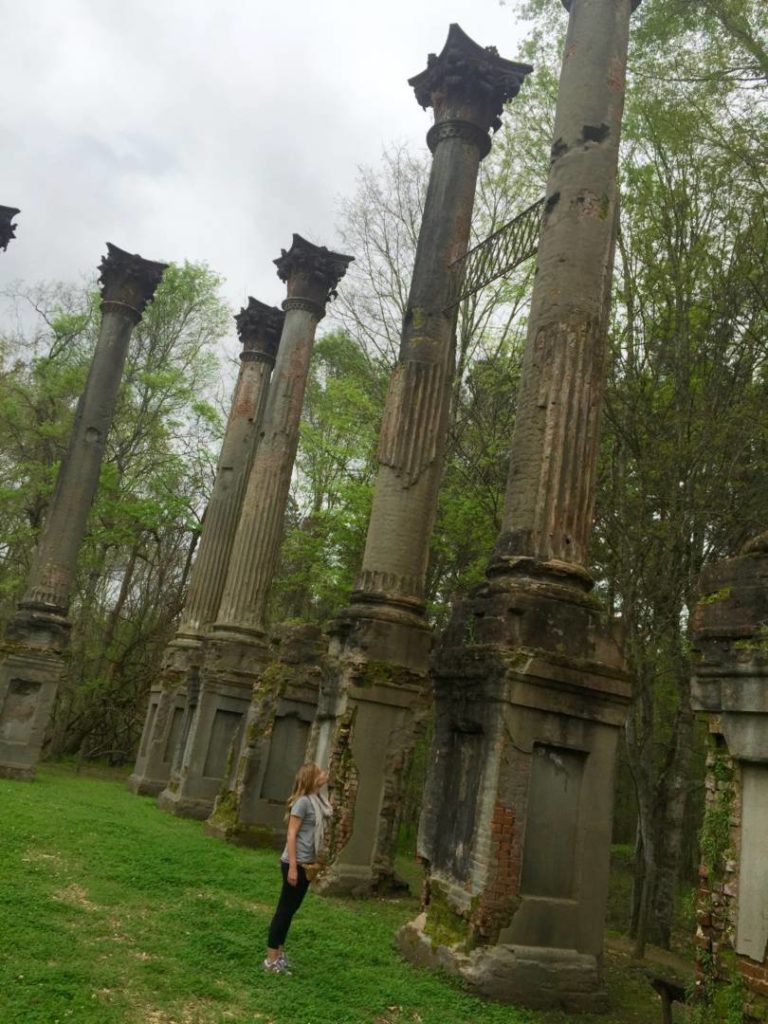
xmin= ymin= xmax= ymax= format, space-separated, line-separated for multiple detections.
xmin=2 ymin=0 xmax=534 ymax=326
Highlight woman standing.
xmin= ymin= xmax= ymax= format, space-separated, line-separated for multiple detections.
xmin=263 ymin=762 xmax=332 ymax=974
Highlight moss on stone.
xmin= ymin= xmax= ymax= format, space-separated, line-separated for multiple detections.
xmin=423 ymin=882 xmax=473 ymax=952
xmin=698 ymin=586 xmax=733 ymax=606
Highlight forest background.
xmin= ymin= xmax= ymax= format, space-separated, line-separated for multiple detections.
xmin=1 ymin=0 xmax=765 ymax=960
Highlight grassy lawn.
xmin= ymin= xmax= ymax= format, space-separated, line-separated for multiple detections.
xmin=0 ymin=766 xmax=685 ymax=1024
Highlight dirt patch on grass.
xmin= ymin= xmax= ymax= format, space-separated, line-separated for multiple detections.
xmin=22 ymin=848 xmax=67 ymax=870
xmin=139 ymin=1002 xmax=242 ymax=1023
xmin=52 ymin=883 xmax=100 ymax=911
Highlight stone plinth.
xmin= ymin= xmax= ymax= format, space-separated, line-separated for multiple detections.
xmin=0 ymin=244 xmax=166 ymax=780
xmin=312 ymin=24 xmax=531 ymax=897
xmin=0 ymin=206 xmax=20 ymax=251
xmin=306 ymin=609 xmax=430 ymax=897
xmin=158 ymin=236 xmax=352 ymax=819
xmin=156 ymin=633 xmax=273 ymax=818
xmin=205 ymin=624 xmax=324 ymax=846
xmin=690 ymin=537 xmax=768 ymax=1017
xmin=396 ymin=567 xmax=630 ymax=1009
xmin=128 ymin=298 xmax=283 ymax=796
xmin=126 ymin=640 xmax=199 ymax=797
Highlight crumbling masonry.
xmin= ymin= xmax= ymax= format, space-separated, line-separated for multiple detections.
xmin=691 ymin=534 xmax=768 ymax=1019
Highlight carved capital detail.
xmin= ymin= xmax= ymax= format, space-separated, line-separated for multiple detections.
xmin=282 ymin=296 xmax=326 ymax=320
xmin=234 ymin=297 xmax=284 ymax=363
xmin=426 ymin=119 xmax=492 ymax=158
xmin=0 ymin=206 xmax=20 ymax=252
xmin=273 ymin=233 xmax=354 ymax=306
xmin=409 ymin=23 xmax=532 ymax=134
xmin=99 ymin=243 xmax=168 ymax=322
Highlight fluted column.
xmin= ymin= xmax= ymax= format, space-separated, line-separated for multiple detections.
xmin=493 ymin=0 xmax=639 ymax=575
xmin=213 ymin=237 xmax=353 ymax=637
xmin=0 ymin=206 xmax=19 ymax=251
xmin=399 ymin=1 xmax=638 ymax=1009
xmin=157 ymin=235 xmax=352 ymax=819
xmin=0 ymin=244 xmax=166 ymax=780
xmin=21 ymin=245 xmax=167 ymax=619
xmin=349 ymin=24 xmax=532 ymax=626
xmin=178 ymin=300 xmax=284 ymax=637
xmin=128 ymin=298 xmax=283 ymax=796
xmin=310 ymin=26 xmax=532 ymax=898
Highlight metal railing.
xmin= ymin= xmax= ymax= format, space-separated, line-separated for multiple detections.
xmin=446 ymin=196 xmax=545 ymax=309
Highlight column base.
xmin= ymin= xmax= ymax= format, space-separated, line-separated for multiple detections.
xmin=308 ymin=610 xmax=430 ymax=894
xmin=156 ymin=788 xmax=215 ymax=820
xmin=397 ymin=914 xmax=606 ymax=1012
xmin=0 ymin=763 xmax=37 ymax=782
xmin=315 ymin=861 xmax=411 ymax=898
xmin=205 ymin=624 xmax=325 ymax=844
xmin=157 ymin=632 xmax=269 ymax=820
xmin=412 ymin=568 xmax=630 ymax=998
xmin=0 ymin=636 xmax=65 ymax=782
xmin=127 ymin=678 xmax=190 ymax=797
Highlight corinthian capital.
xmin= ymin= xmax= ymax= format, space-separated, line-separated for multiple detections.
xmin=99 ymin=243 xmax=168 ymax=321
xmin=234 ymin=297 xmax=284 ymax=363
xmin=409 ymin=24 xmax=533 ymax=136
xmin=0 ymin=207 xmax=20 ymax=251
xmin=273 ymin=234 xmax=354 ymax=314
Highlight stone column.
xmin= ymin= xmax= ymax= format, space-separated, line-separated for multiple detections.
xmin=297 ymin=25 xmax=532 ymax=897
xmin=0 ymin=206 xmax=20 ymax=251
xmin=398 ymin=0 xmax=638 ymax=1010
xmin=157 ymin=235 xmax=352 ymax=819
xmin=690 ymin=534 xmax=768 ymax=1019
xmin=128 ymin=298 xmax=283 ymax=796
xmin=0 ymin=243 xmax=166 ymax=780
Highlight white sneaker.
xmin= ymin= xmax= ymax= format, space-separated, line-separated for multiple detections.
xmin=263 ymin=958 xmax=291 ymax=975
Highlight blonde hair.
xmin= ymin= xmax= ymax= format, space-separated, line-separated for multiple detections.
xmin=285 ymin=762 xmax=324 ymax=818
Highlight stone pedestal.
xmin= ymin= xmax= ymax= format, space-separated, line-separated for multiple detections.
xmin=0 ymin=206 xmax=20 ymax=251
xmin=206 ymin=624 xmax=324 ymax=846
xmin=0 ymin=244 xmax=166 ymax=780
xmin=128 ymin=298 xmax=283 ymax=796
xmin=157 ymin=633 xmax=272 ymax=818
xmin=396 ymin=566 xmax=630 ymax=1010
xmin=312 ymin=25 xmax=532 ymax=897
xmin=690 ymin=535 xmax=768 ymax=1018
xmin=158 ymin=236 xmax=352 ymax=819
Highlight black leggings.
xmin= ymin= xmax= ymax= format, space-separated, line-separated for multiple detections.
xmin=267 ymin=862 xmax=310 ymax=948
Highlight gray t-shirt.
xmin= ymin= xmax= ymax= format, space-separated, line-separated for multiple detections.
xmin=281 ymin=795 xmax=316 ymax=864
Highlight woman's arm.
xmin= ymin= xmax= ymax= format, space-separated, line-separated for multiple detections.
xmin=286 ymin=814 xmax=301 ymax=886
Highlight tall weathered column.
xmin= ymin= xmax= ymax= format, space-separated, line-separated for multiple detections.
xmin=298 ymin=26 xmax=532 ymax=896
xmin=0 ymin=206 xmax=20 ymax=251
xmin=689 ymin=534 xmax=768 ymax=1020
xmin=398 ymin=0 xmax=638 ymax=1010
xmin=128 ymin=298 xmax=283 ymax=796
xmin=157 ymin=235 xmax=352 ymax=819
xmin=0 ymin=244 xmax=166 ymax=780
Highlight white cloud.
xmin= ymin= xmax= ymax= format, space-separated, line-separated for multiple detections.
xmin=2 ymin=0 xmax=529 ymax=319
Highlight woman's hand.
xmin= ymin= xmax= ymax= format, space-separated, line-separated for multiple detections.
xmin=287 ymin=864 xmax=298 ymax=887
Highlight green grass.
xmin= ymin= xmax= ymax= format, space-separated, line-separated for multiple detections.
xmin=0 ymin=766 xmax=684 ymax=1024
